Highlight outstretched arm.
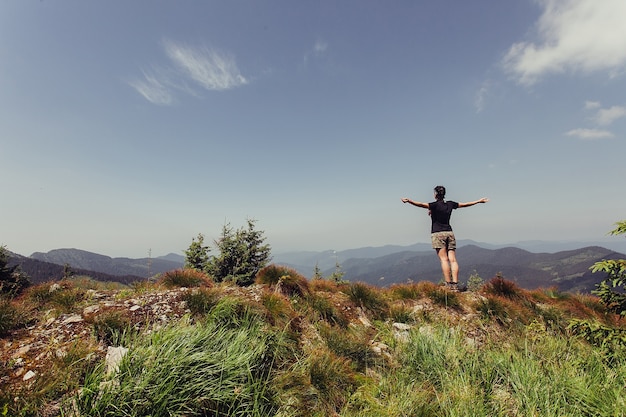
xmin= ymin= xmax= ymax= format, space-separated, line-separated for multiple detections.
xmin=458 ymin=198 xmax=489 ymax=208
xmin=401 ymin=198 xmax=429 ymax=208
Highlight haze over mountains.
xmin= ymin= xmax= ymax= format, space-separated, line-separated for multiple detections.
xmin=6 ymin=239 xmax=625 ymax=293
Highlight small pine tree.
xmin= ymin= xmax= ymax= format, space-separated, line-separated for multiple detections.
xmin=184 ymin=233 xmax=211 ymax=272
xmin=0 ymin=246 xmax=30 ymax=297
xmin=312 ymin=263 xmax=324 ymax=280
xmin=208 ymin=219 xmax=271 ymax=286
xmin=467 ymin=270 xmax=484 ymax=292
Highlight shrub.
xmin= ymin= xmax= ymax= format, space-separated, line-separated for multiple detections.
xmin=257 ymin=265 xmax=310 ymax=297
xmin=159 ymin=268 xmax=212 ymax=288
xmin=482 ymin=274 xmax=523 ymax=299
xmin=343 ymin=282 xmax=388 ymax=319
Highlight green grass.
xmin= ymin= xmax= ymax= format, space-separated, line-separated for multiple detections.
xmin=74 ymin=309 xmax=285 ymax=417
xmin=4 ymin=275 xmax=626 ymax=417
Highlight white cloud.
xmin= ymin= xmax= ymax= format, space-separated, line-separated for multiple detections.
xmin=129 ymin=39 xmax=247 ymax=105
xmin=584 ymin=100 xmax=601 ymax=110
xmin=163 ymin=40 xmax=247 ymax=91
xmin=565 ymin=128 xmax=614 ymax=140
xmin=593 ymin=105 xmax=626 ymax=126
xmin=128 ymin=70 xmax=174 ymax=105
xmin=503 ymin=0 xmax=626 ymax=85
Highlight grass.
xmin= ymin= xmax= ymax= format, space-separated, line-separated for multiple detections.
xmin=159 ymin=268 xmax=212 ymax=288
xmin=3 ymin=274 xmax=626 ymax=416
xmin=74 ymin=309 xmax=285 ymax=417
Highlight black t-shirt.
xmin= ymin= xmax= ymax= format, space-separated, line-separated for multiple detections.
xmin=428 ymin=200 xmax=459 ymax=233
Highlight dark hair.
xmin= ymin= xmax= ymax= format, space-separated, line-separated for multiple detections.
xmin=434 ymin=185 xmax=446 ymax=201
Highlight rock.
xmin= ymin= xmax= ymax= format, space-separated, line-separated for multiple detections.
xmin=83 ymin=305 xmax=100 ymax=315
xmin=105 ymin=346 xmax=129 ymax=375
xmin=49 ymin=283 xmax=62 ymax=293
xmin=62 ymin=314 xmax=84 ymax=325
xmin=23 ymin=370 xmax=36 ymax=381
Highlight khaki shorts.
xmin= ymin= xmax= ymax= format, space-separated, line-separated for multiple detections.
xmin=431 ymin=231 xmax=456 ymax=250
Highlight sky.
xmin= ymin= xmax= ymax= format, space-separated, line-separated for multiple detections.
xmin=1 ymin=0 xmax=626 ymax=258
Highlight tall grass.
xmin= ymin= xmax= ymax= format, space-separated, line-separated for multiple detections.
xmin=74 ymin=310 xmax=284 ymax=417
xmin=369 ymin=324 xmax=626 ymax=417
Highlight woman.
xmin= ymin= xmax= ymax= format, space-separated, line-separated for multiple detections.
xmin=401 ymin=185 xmax=489 ymax=292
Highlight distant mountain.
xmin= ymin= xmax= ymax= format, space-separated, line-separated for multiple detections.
xmin=29 ymin=248 xmax=184 ymax=279
xmin=7 ymin=253 xmax=144 ymax=286
xmin=319 ymin=245 xmax=625 ymax=293
xmin=274 ymin=240 xmax=626 ymax=278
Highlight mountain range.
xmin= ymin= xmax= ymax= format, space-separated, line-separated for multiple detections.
xmin=7 ymin=240 xmax=626 ymax=293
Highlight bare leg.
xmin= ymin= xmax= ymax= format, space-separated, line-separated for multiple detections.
xmin=436 ymin=248 xmax=451 ymax=283
xmin=448 ymin=249 xmax=459 ymax=283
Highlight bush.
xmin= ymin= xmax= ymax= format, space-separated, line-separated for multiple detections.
xmin=159 ymin=268 xmax=212 ymax=288
xmin=256 ymin=265 xmax=310 ymax=297
xmin=482 ymin=274 xmax=523 ymax=299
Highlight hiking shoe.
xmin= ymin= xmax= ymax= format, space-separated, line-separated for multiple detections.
xmin=446 ymin=282 xmax=459 ymax=292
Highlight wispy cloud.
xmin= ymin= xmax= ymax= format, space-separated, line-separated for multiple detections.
xmin=565 ymin=128 xmax=614 ymax=140
xmin=503 ymin=0 xmax=626 ymax=85
xmin=474 ymin=80 xmax=491 ymax=113
xmin=163 ymin=40 xmax=247 ymax=91
xmin=128 ymin=70 xmax=174 ymax=105
xmin=566 ymin=101 xmax=625 ymax=140
xmin=128 ymin=39 xmax=248 ymax=105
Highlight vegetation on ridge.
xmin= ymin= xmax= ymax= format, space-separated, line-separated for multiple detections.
xmin=0 ymin=221 xmax=625 ymax=416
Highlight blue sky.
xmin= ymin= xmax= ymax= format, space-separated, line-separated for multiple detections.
xmin=2 ymin=1 xmax=626 ymax=258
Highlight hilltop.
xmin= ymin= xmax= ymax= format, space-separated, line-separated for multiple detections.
xmin=2 ymin=269 xmax=625 ymax=416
